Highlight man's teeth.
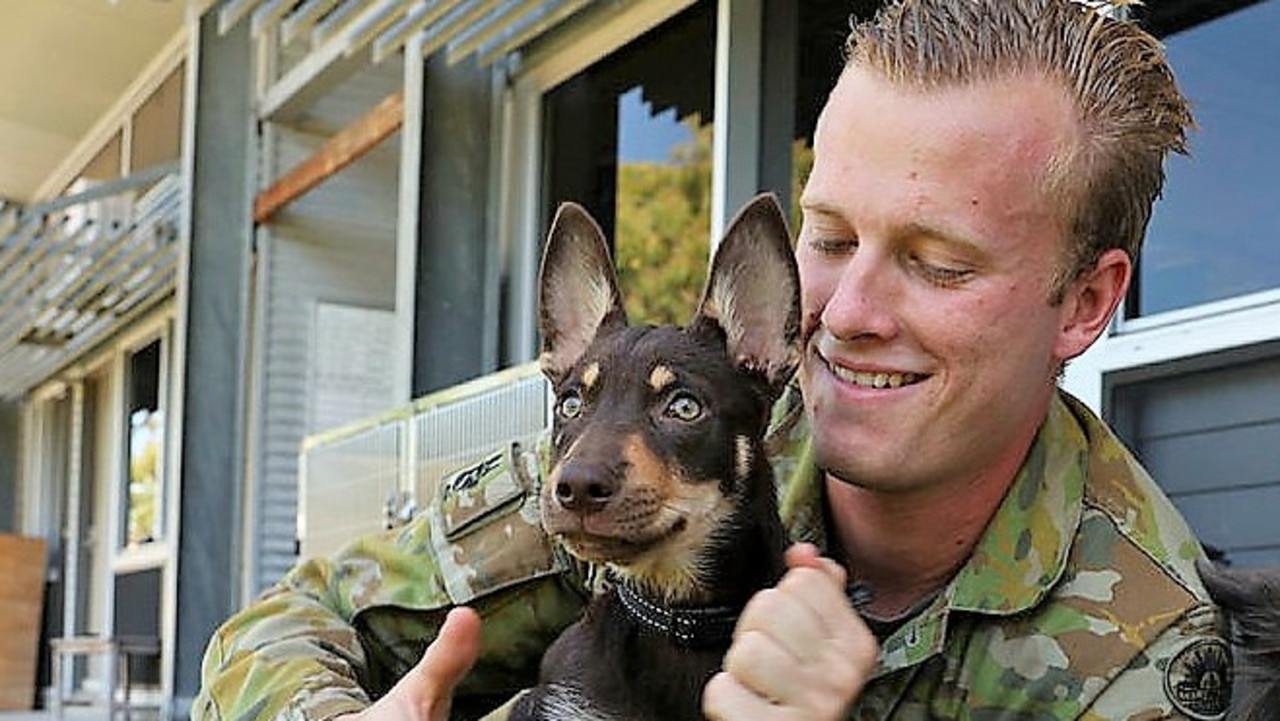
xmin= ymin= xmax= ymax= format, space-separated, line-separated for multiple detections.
xmin=830 ymin=364 xmax=923 ymax=389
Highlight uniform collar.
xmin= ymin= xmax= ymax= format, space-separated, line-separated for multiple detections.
xmin=944 ymin=393 xmax=1087 ymax=614
xmin=778 ymin=392 xmax=1090 ymax=668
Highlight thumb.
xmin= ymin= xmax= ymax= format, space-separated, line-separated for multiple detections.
xmin=405 ymin=607 xmax=483 ymax=721
xmin=785 ymin=542 xmax=848 ymax=586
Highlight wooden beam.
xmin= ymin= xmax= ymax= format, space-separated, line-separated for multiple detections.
xmin=253 ymin=90 xmax=404 ymax=224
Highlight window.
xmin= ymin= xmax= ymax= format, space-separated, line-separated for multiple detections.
xmin=1133 ymin=0 xmax=1280 ymax=316
xmin=123 ymin=339 xmax=164 ymax=548
xmin=541 ymin=2 xmax=715 ymax=326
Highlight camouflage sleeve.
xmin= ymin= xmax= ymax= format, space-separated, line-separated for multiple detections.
xmin=1081 ymin=603 xmax=1232 ymax=720
xmin=192 ymin=556 xmax=376 ymax=721
xmin=193 ymin=443 xmax=590 ymax=721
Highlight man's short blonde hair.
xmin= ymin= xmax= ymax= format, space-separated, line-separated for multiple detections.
xmin=845 ymin=0 xmax=1193 ymax=301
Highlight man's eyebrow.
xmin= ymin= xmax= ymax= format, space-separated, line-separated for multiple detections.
xmin=899 ymin=220 xmax=985 ymax=255
xmin=798 ymin=198 xmax=843 ymax=217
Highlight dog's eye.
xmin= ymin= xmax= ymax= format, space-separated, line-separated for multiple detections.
xmin=665 ymin=392 xmax=703 ymax=422
xmin=557 ymin=391 xmax=584 ymax=420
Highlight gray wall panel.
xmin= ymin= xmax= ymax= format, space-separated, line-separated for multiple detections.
xmin=1141 ymin=420 xmax=1280 ymax=495
xmin=0 ymin=400 xmax=18 ymax=532
xmin=175 ymin=14 xmax=255 ymax=713
xmin=1129 ymin=359 xmax=1280 ymax=438
xmin=1111 ymin=354 xmax=1280 ymax=568
xmin=1173 ymin=485 xmax=1280 ymax=558
xmin=255 ymin=234 xmax=396 ymax=591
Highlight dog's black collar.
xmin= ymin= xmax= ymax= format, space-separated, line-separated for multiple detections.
xmin=614 ymin=579 xmax=742 ymax=648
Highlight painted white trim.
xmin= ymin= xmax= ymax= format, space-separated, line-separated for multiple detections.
xmin=241 ymin=228 xmax=270 ymax=604
xmin=501 ymin=79 xmax=543 ymax=363
xmin=60 ymin=382 xmax=85 ymax=644
xmin=17 ymin=402 xmax=42 ymax=536
xmin=103 ymin=348 xmax=126 ymax=631
xmin=482 ymin=67 xmax=508 ymax=367
xmin=710 ymin=0 xmax=763 ymax=244
xmin=1063 ymin=293 xmax=1280 ymax=411
xmin=112 ymin=543 xmax=172 ymax=575
xmin=1117 ymin=285 xmax=1280 ymax=336
xmin=393 ymin=33 xmax=426 ymax=403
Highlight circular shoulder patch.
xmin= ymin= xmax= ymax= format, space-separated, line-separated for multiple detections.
xmin=1163 ymin=638 xmax=1232 ymax=720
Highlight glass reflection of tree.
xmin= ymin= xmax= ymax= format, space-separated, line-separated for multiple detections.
xmin=127 ymin=407 xmax=163 ymax=546
xmin=615 ymin=124 xmax=815 ymax=327
xmin=615 ymin=120 xmax=713 ymax=327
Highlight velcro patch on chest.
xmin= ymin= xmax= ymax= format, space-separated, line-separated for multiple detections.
xmin=439 ymin=447 xmax=528 ymax=540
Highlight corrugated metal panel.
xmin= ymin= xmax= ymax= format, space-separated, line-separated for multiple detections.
xmin=216 ymin=0 xmax=602 ymax=68
xmin=0 ymin=166 xmax=182 ymax=400
xmin=251 ymin=56 xmax=402 ymax=591
xmin=255 ymin=235 xmax=398 ymax=589
xmin=1113 ymin=355 xmax=1280 ymax=567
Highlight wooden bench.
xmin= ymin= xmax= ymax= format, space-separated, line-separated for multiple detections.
xmin=49 ymin=635 xmax=161 ymax=719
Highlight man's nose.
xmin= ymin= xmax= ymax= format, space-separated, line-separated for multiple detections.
xmin=820 ymin=252 xmax=900 ymax=341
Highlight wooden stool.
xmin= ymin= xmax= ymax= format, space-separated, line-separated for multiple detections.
xmin=49 ymin=635 xmax=161 ymax=719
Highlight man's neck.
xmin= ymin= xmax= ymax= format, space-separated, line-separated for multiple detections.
xmin=824 ymin=459 xmax=1023 ymax=621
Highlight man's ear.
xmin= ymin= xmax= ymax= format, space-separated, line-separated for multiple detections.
xmin=1054 ymin=248 xmax=1132 ymax=361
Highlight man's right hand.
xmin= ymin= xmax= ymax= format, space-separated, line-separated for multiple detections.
xmin=703 ymin=543 xmax=878 ymax=721
xmin=336 ymin=607 xmax=482 ymax=721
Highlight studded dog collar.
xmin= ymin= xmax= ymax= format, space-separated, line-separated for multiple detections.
xmin=614 ymin=580 xmax=743 ymax=648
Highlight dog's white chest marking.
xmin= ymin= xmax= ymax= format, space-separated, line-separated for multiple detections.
xmin=541 ymin=684 xmax=625 ymax=721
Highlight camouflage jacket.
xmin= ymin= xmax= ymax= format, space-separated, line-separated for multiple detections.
xmin=193 ymin=390 xmax=1230 ymax=721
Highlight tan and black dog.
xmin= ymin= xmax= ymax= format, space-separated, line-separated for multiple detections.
xmin=509 ymin=194 xmax=801 ymax=721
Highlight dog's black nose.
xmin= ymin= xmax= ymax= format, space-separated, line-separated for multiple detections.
xmin=554 ymin=463 xmax=617 ymax=514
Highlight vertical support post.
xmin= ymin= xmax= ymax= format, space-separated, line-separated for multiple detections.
xmin=170 ymin=10 xmax=255 ymax=717
xmin=758 ymin=0 xmax=798 ymax=221
xmin=412 ymin=53 xmax=495 ymax=394
xmin=394 ymin=35 xmax=426 ymax=405
xmin=710 ymin=0 xmax=764 ymax=244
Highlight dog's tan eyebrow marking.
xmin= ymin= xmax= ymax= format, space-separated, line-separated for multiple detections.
xmin=581 ymin=362 xmax=601 ymax=389
xmin=649 ymin=365 xmax=676 ymax=392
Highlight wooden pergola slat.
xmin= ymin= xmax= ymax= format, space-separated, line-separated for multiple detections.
xmin=253 ymin=90 xmax=405 ymax=224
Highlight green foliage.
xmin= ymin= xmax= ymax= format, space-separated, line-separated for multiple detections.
xmin=612 ymin=123 xmax=813 ymax=327
xmin=791 ymin=139 xmax=814 ymax=234
xmin=614 ymin=121 xmax=713 ymax=327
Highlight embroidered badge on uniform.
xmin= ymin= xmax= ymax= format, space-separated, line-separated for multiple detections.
xmin=1163 ymin=638 xmax=1232 ymax=720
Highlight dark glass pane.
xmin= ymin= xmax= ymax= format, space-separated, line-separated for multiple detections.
xmin=125 ymin=340 xmax=162 ymax=547
xmin=1137 ymin=0 xmax=1280 ymax=316
xmin=543 ymin=2 xmax=715 ymax=326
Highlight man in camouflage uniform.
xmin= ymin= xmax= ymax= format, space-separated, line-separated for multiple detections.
xmin=195 ymin=0 xmax=1231 ymax=719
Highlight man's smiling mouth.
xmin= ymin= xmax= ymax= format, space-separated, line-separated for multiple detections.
xmin=822 ymin=356 xmax=928 ymax=389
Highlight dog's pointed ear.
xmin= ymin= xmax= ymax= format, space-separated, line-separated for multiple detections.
xmin=693 ymin=193 xmax=800 ymax=394
xmin=538 ymin=203 xmax=626 ymax=384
